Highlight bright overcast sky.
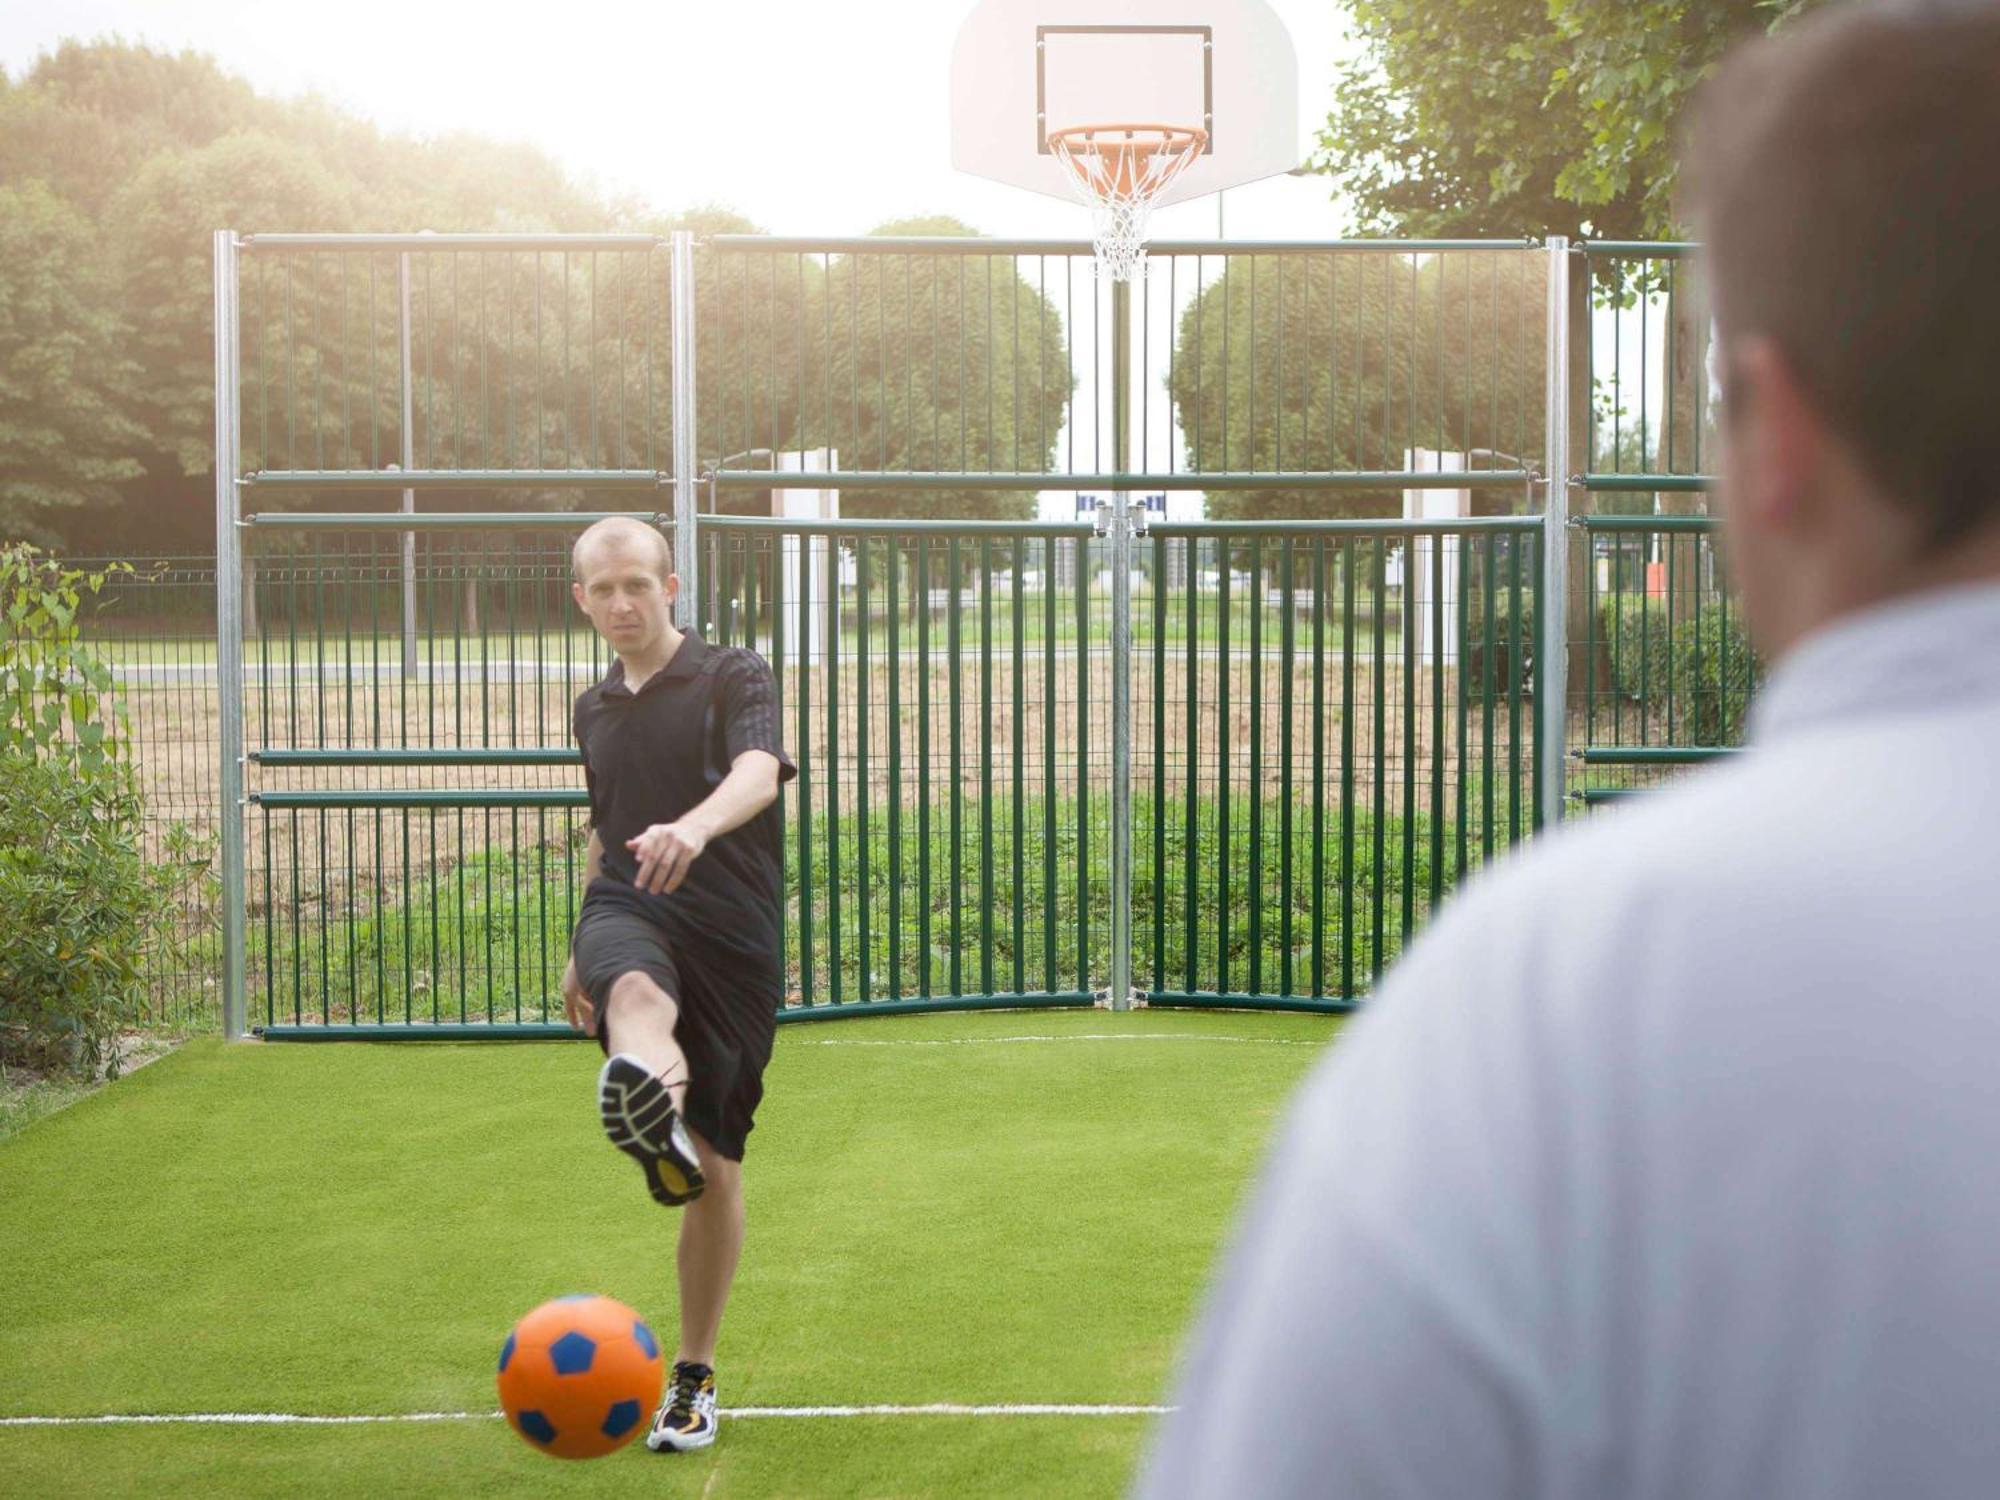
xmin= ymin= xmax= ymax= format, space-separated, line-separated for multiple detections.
xmin=0 ymin=0 xmax=1358 ymax=240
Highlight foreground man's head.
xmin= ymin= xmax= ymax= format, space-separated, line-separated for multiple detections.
xmin=1690 ymin=0 xmax=2000 ymax=659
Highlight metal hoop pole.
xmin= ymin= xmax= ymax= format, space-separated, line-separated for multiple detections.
xmin=1539 ymin=238 xmax=1573 ymax=827
xmin=1110 ymin=277 xmax=1134 ymax=1010
xmin=212 ymin=230 xmax=247 ymax=1040
xmin=670 ymin=231 xmax=699 ymax=629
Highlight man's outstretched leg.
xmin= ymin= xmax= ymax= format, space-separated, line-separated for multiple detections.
xmin=648 ymin=1130 xmax=743 ymax=1453
xmin=598 ymin=970 xmax=706 ymax=1206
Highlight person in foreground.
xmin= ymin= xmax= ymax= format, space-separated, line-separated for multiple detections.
xmin=560 ymin=517 xmax=795 ymax=1453
xmin=1140 ymin=4 xmax=2000 ymax=1496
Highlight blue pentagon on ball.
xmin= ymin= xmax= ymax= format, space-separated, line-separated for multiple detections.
xmin=601 ymin=1399 xmax=643 ymax=1439
xmin=548 ymin=1330 xmax=597 ymax=1375
xmin=515 ymin=1409 xmax=558 ymax=1447
xmin=633 ymin=1320 xmax=659 ymax=1361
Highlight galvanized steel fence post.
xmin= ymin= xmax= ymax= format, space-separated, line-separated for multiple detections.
xmin=1539 ymin=237 xmax=1572 ymax=826
xmin=670 ymin=231 xmax=699 ymax=628
xmin=397 ymin=251 xmax=418 ymax=680
xmin=212 ymin=229 xmax=247 ymax=1040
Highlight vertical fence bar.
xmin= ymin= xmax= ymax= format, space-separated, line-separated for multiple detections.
xmin=213 ymin=231 xmax=247 ymax=1040
xmin=671 ymin=232 xmax=699 ymax=628
xmin=1540 ymin=237 xmax=1572 ymax=827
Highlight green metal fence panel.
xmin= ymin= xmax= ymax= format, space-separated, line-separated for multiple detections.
xmin=240 ymin=526 xmax=609 ymax=1028
xmin=696 ymin=515 xmax=1109 ymax=1013
xmin=1142 ymin=519 xmax=1543 ymax=1009
xmin=1572 ymin=513 xmax=1759 ymax=804
xmin=176 ymin=232 xmax=1739 ymax=1037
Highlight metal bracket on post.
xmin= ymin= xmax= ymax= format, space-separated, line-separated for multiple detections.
xmin=1092 ymin=987 xmax=1150 ymax=1010
xmin=669 ymin=231 xmax=700 ymax=633
xmin=213 ymin=230 xmax=247 ymax=1041
xmin=1538 ymin=237 xmax=1572 ymax=830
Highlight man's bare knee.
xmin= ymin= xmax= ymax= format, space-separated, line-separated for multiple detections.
xmin=687 ymin=1128 xmax=741 ymax=1197
xmin=607 ymin=970 xmax=677 ymax=1021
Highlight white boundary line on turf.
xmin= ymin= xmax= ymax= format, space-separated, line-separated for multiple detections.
xmin=0 ymin=1404 xmax=1172 ymax=1428
xmin=788 ymin=1033 xmax=1325 ymax=1048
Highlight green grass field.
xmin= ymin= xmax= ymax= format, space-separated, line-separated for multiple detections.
xmin=0 ymin=1009 xmax=1338 ymax=1497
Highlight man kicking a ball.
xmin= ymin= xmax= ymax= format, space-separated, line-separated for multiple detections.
xmin=558 ymin=516 xmax=794 ymax=1453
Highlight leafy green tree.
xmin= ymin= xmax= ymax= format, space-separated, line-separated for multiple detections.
xmin=113 ymin=131 xmax=360 ymax=482
xmin=0 ymin=40 xmax=260 ymax=220
xmin=1169 ymin=251 xmax=1544 ymax=520
xmin=782 ymin=216 xmax=1073 ymax=522
xmin=0 ymin=39 xmax=731 ymax=553
xmin=0 ymin=182 xmax=146 ymax=542
xmin=1314 ymin=0 xmax=1830 ymax=238
xmin=0 ymin=40 xmax=1073 ymax=553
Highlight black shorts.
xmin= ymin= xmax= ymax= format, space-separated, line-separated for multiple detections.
xmin=571 ymin=878 xmax=780 ymax=1162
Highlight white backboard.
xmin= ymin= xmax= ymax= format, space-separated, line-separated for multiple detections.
xmin=950 ymin=0 xmax=1301 ymax=209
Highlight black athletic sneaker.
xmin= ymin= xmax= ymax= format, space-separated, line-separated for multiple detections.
xmin=646 ymin=1361 xmax=719 ymax=1452
xmin=598 ymin=1053 xmax=706 ymax=1206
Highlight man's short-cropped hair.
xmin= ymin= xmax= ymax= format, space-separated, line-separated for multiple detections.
xmin=1687 ymin=0 xmax=2000 ymax=548
xmin=571 ymin=517 xmax=674 ymax=583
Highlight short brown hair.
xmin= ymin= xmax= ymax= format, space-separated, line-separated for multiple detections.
xmin=1688 ymin=0 xmax=2000 ymax=547
xmin=571 ymin=517 xmax=674 ymax=583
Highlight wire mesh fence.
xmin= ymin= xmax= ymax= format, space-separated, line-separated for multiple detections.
xmin=697 ymin=239 xmax=1546 ymax=491
xmin=239 ymin=241 xmax=678 ymax=480
xmin=70 ymin=556 xmax=223 ymax=1030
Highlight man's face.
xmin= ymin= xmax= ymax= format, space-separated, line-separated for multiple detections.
xmin=572 ymin=537 xmax=675 ymax=657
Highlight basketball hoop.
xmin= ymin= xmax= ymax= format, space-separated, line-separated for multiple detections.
xmin=1046 ymin=123 xmax=1208 ymax=281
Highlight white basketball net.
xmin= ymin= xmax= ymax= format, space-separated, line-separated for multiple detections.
xmin=1046 ymin=124 xmax=1209 ymax=281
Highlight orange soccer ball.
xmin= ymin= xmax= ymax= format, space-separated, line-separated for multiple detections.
xmin=496 ymin=1294 xmax=665 ymax=1459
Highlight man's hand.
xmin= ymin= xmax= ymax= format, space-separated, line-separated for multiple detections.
xmin=561 ymin=957 xmax=594 ymax=1035
xmin=627 ymin=819 xmax=710 ymax=895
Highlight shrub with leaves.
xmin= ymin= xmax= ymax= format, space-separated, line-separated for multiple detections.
xmin=0 ymin=543 xmax=181 ymax=1077
xmin=1600 ymin=594 xmax=1760 ymax=745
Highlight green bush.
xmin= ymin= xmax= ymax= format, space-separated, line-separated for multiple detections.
xmin=0 ymin=544 xmax=183 ymax=1077
xmin=1600 ymin=596 xmax=1760 ymax=745
xmin=1465 ymin=589 xmax=1535 ymax=698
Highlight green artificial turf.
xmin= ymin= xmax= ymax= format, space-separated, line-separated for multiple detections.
xmin=0 ymin=1009 xmax=1338 ymax=1497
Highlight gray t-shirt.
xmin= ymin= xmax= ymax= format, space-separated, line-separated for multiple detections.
xmin=1140 ymin=582 xmax=2000 ymax=1500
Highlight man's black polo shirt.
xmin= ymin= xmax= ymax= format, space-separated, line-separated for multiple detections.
xmin=572 ymin=632 xmax=796 ymax=977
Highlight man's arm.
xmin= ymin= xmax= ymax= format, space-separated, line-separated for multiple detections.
xmin=625 ymin=750 xmax=783 ymax=895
